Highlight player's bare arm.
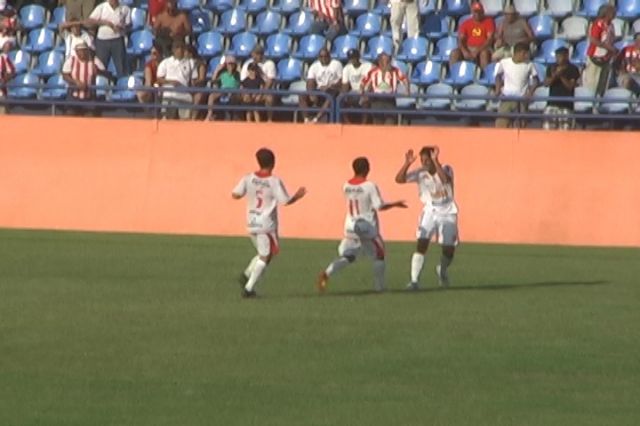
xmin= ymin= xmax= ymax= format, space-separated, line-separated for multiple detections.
xmin=395 ymin=149 xmax=417 ymax=183
xmin=430 ymin=147 xmax=451 ymax=184
xmin=286 ymin=187 xmax=307 ymax=205
xmin=379 ymin=200 xmax=408 ymax=211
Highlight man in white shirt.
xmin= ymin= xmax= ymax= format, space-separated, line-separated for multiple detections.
xmin=495 ymin=42 xmax=538 ymax=128
xmin=240 ymin=46 xmax=277 ymax=121
xmin=87 ymin=0 xmax=131 ymax=77
xmin=299 ymin=47 xmax=343 ymax=123
xmin=340 ymin=49 xmax=372 ymax=124
xmin=156 ymin=40 xmax=197 ymax=120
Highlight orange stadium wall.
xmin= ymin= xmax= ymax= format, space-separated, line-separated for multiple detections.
xmin=1 ymin=116 xmax=639 ymax=247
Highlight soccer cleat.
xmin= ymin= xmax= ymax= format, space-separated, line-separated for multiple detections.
xmin=237 ymin=273 xmax=248 ymax=288
xmin=435 ymin=265 xmax=450 ymax=288
xmin=242 ymin=289 xmax=257 ymax=298
xmin=406 ymin=281 xmax=419 ymax=291
xmin=316 ymin=272 xmax=328 ymax=293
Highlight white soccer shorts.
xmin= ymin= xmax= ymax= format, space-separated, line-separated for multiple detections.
xmin=416 ymin=211 xmax=459 ymax=246
xmin=250 ymin=232 xmax=280 ymax=257
xmin=339 ymin=220 xmax=385 ymax=259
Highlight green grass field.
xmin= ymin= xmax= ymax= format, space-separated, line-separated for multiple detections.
xmin=1 ymin=229 xmax=639 ymax=426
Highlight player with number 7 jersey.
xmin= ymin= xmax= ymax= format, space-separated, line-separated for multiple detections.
xmin=232 ymin=148 xmax=306 ymax=298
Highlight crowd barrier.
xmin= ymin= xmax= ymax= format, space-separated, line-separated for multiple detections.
xmin=1 ymin=116 xmax=639 ymax=247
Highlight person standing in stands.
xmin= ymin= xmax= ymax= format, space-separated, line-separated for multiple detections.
xmin=389 ymin=0 xmax=419 ymax=55
xmin=153 ymin=0 xmax=191 ymax=58
xmin=309 ymin=0 xmax=345 ymax=42
xmin=495 ymin=42 xmax=538 ymax=128
xmin=543 ymin=47 xmax=580 ymax=130
xmin=450 ymin=1 xmax=495 ymax=71
xmin=583 ymin=4 xmax=617 ymax=96
xmin=63 ymin=0 xmax=96 ymax=21
xmin=87 ymin=0 xmax=131 ymax=77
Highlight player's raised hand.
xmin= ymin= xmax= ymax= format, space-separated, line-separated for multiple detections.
xmin=430 ymin=146 xmax=440 ymax=161
xmin=405 ymin=149 xmax=417 ymax=164
xmin=294 ymin=187 xmax=307 ymax=199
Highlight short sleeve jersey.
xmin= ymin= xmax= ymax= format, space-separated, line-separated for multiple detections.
xmin=232 ymin=172 xmax=291 ymax=233
xmin=406 ymin=166 xmax=458 ymax=215
xmin=460 ymin=17 xmax=495 ymax=48
xmin=342 ymin=178 xmax=384 ymax=234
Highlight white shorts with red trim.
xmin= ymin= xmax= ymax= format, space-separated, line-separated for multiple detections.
xmin=416 ymin=211 xmax=459 ymax=246
xmin=250 ymin=232 xmax=280 ymax=257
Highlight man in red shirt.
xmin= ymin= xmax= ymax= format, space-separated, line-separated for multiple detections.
xmin=616 ymin=33 xmax=640 ymax=94
xmin=583 ymin=4 xmax=617 ymax=95
xmin=450 ymin=2 xmax=495 ymax=70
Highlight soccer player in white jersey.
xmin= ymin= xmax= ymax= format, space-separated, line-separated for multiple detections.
xmin=395 ymin=146 xmax=459 ymax=289
xmin=232 ymin=148 xmax=307 ymax=298
xmin=317 ymin=157 xmax=407 ymax=293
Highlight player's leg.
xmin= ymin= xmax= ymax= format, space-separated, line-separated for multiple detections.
xmin=363 ymin=235 xmax=386 ymax=292
xmin=435 ymin=215 xmax=459 ymax=287
xmin=244 ymin=233 xmax=278 ymax=297
xmin=408 ymin=211 xmax=435 ymax=290
xmin=317 ymin=237 xmax=359 ymax=293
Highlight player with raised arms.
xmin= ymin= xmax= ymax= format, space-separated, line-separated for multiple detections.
xmin=232 ymin=148 xmax=307 ymax=298
xmin=317 ymin=157 xmax=407 ymax=293
xmin=395 ymin=146 xmax=459 ymax=289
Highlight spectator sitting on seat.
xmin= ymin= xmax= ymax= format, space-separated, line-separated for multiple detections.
xmin=495 ymin=42 xmax=538 ymax=128
xmin=361 ymin=52 xmax=409 ymax=125
xmin=341 ymin=48 xmax=372 ymax=124
xmin=240 ymin=46 xmax=276 ymax=121
xmin=309 ymin=0 xmax=346 ymax=43
xmin=60 ymin=17 xmax=95 ymax=59
xmin=241 ymin=62 xmax=265 ymax=122
xmin=300 ymin=47 xmax=342 ymax=123
xmin=0 ymin=37 xmax=16 ymax=115
xmin=492 ymin=5 xmax=534 ymax=61
xmin=61 ymin=42 xmax=107 ymax=116
xmin=186 ymin=45 xmax=207 ymax=120
xmin=156 ymin=39 xmax=197 ymax=120
xmin=137 ymin=44 xmax=161 ymax=104
xmin=450 ymin=1 xmax=495 ymax=71
xmin=583 ymin=4 xmax=617 ymax=96
xmin=64 ymin=0 xmax=97 ymax=21
xmin=206 ymin=55 xmax=241 ymax=121
xmin=87 ymin=0 xmax=131 ymax=77
xmin=616 ymin=33 xmax=640 ymax=95
xmin=148 ymin=0 xmax=167 ymax=26
xmin=0 ymin=5 xmax=20 ymax=50
xmin=543 ymin=46 xmax=580 ymax=130
xmin=153 ymin=0 xmax=191 ymax=58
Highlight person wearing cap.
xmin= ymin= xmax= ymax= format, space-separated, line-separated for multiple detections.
xmin=450 ymin=1 xmax=495 ymax=71
xmin=492 ymin=5 xmax=534 ymax=62
xmin=87 ymin=0 xmax=131 ymax=77
xmin=341 ymin=49 xmax=372 ymax=124
xmin=584 ymin=4 xmax=617 ymax=95
xmin=156 ymin=40 xmax=198 ymax=120
xmin=360 ymin=52 xmax=409 ymax=125
xmin=543 ymin=46 xmax=580 ymax=130
xmin=309 ymin=0 xmax=345 ymax=42
xmin=495 ymin=42 xmax=538 ymax=128
xmin=240 ymin=46 xmax=277 ymax=121
xmin=300 ymin=47 xmax=343 ymax=123
xmin=60 ymin=17 xmax=95 ymax=59
xmin=389 ymin=0 xmax=419 ymax=54
xmin=0 ymin=36 xmax=15 ymax=115
xmin=61 ymin=41 xmax=107 ymax=116
xmin=206 ymin=54 xmax=241 ymax=121
xmin=616 ymin=33 xmax=640 ymax=95
xmin=153 ymin=0 xmax=191 ymax=58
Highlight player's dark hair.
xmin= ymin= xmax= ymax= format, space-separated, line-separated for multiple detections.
xmin=514 ymin=42 xmax=529 ymax=54
xmin=352 ymin=157 xmax=370 ymax=176
xmin=419 ymin=146 xmax=433 ymax=157
xmin=256 ymin=148 xmax=275 ymax=169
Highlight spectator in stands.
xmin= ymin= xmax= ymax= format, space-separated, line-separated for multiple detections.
xmin=153 ymin=0 xmax=191 ymax=58
xmin=361 ymin=52 xmax=409 ymax=125
xmin=450 ymin=1 xmax=494 ymax=71
xmin=241 ymin=62 xmax=265 ymax=122
xmin=0 ymin=37 xmax=15 ymax=115
xmin=495 ymin=42 xmax=538 ymax=128
xmin=61 ymin=42 xmax=107 ymax=116
xmin=584 ymin=4 xmax=617 ymax=96
xmin=0 ymin=5 xmax=20 ymax=49
xmin=156 ymin=39 xmax=197 ymax=120
xmin=543 ymin=47 xmax=580 ymax=130
xmin=300 ymin=47 xmax=342 ymax=123
xmin=206 ymin=55 xmax=241 ymax=121
xmin=240 ymin=46 xmax=276 ymax=122
xmin=492 ymin=5 xmax=534 ymax=61
xmin=341 ymin=48 xmax=372 ymax=124
xmin=389 ymin=0 xmax=419 ymax=55
xmin=60 ymin=17 xmax=95 ymax=59
xmin=148 ymin=0 xmax=167 ymax=26
xmin=137 ymin=44 xmax=161 ymax=104
xmin=63 ymin=0 xmax=96 ymax=21
xmin=616 ymin=33 xmax=640 ymax=95
xmin=87 ymin=0 xmax=131 ymax=77
xmin=309 ymin=0 xmax=345 ymax=42
xmin=186 ymin=45 xmax=207 ymax=119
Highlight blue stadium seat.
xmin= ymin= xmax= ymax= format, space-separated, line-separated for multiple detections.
xmin=618 ymin=0 xmax=640 ymax=20
xmin=32 ymin=50 xmax=64 ymax=78
xmin=422 ymin=13 xmax=451 ymax=40
xmin=270 ymin=0 xmax=302 ymax=16
xmin=479 ymin=0 xmax=505 ymax=17
xmin=293 ymin=34 xmax=326 ymax=60
xmin=431 ymin=36 xmax=458 ymax=61
xmin=8 ymin=73 xmax=40 ymax=99
xmin=344 ymin=0 xmax=369 ymax=16
xmin=529 ymin=14 xmax=555 ymax=40
xmin=612 ymin=18 xmax=626 ymax=39
xmin=455 ymin=83 xmax=489 ymax=110
xmin=48 ymin=6 xmax=66 ymax=30
xmin=571 ymin=39 xmax=589 ymax=65
xmin=251 ymin=10 xmax=283 ymax=36
xmin=20 ymin=5 xmax=47 ymax=31
xmin=396 ymin=83 xmax=418 ymax=109
xmin=560 ymin=16 xmax=589 ymax=42
xmin=95 ymin=75 xmax=111 ymax=99
xmin=238 ymin=0 xmax=268 ymax=14
xmin=615 ymin=38 xmax=634 ymax=51
xmin=264 ymin=33 xmax=292 ymax=60
xmin=330 ymin=34 xmax=361 ymax=61
xmin=277 ymin=57 xmax=303 ymax=82
xmin=352 ymin=13 xmax=382 ymax=39
xmin=528 ymin=85 xmax=549 ymax=112
xmin=8 ymin=50 xmax=32 ymax=75
xmin=197 ymin=31 xmax=224 ymax=58
xmin=513 ymin=0 xmax=539 ymax=17
xmin=126 ymin=29 xmax=154 ymax=56
xmin=130 ymin=8 xmax=147 ymax=32
xmin=24 ymin=28 xmax=56 ymax=54
xmin=443 ymin=60 xmax=477 ymax=87
xmin=392 ymin=59 xmax=409 ymax=77
xmin=206 ymin=55 xmax=223 ymax=78
xmin=281 ymin=79 xmax=306 ymax=106
xmin=442 ymin=0 xmax=470 ymax=17
xmin=599 ymin=88 xmax=635 ymax=113
xmin=204 ymin=0 xmax=235 ymax=13
xmin=120 ymin=0 xmax=135 ymax=6
xmin=178 ymin=0 xmax=201 ymax=11
xmin=363 ymin=35 xmax=393 ymax=61
xmin=420 ymin=83 xmax=453 ymax=109
xmin=412 ymin=60 xmax=443 ymax=87
xmin=372 ymin=0 xmax=391 ymax=17
xmin=533 ymin=62 xmax=546 ymax=81
xmin=283 ymin=10 xmax=313 ymax=37
xmin=396 ymin=36 xmax=429 ymax=64
xmin=547 ymin=0 xmax=573 ymax=18
xmin=419 ymin=0 xmax=437 ymax=15
xmin=218 ymin=8 xmax=248 ymax=35
xmin=41 ymin=73 xmax=68 ymax=100
xmin=574 ymin=86 xmax=595 ymax=113
xmin=190 ymin=9 xmax=212 ymax=34
xmin=111 ymin=75 xmax=142 ymax=102
xmin=477 ymin=62 xmax=498 ymax=86
xmin=577 ymin=0 xmax=609 ymax=19
xmin=534 ymin=39 xmax=570 ymax=64
xmin=229 ymin=31 xmax=258 ymax=59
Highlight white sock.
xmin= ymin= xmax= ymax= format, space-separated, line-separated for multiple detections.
xmin=411 ymin=253 xmax=425 ymax=283
xmin=440 ymin=254 xmax=453 ymax=274
xmin=373 ymin=259 xmax=385 ymax=291
xmin=245 ymin=259 xmax=267 ymax=292
xmin=244 ymin=255 xmax=259 ymax=278
xmin=325 ymin=257 xmax=350 ymax=276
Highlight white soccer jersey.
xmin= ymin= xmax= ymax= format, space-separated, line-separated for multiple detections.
xmin=406 ymin=165 xmax=458 ymax=215
xmin=342 ymin=178 xmax=384 ymax=235
xmin=232 ymin=172 xmax=291 ymax=233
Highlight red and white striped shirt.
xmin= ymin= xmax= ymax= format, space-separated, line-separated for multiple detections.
xmin=62 ymin=56 xmax=105 ymax=99
xmin=622 ymin=45 xmax=640 ymax=74
xmin=587 ymin=19 xmax=615 ymax=60
xmin=362 ymin=66 xmax=407 ymax=94
xmin=0 ymin=53 xmax=15 ymax=96
xmin=309 ymin=0 xmax=341 ymax=23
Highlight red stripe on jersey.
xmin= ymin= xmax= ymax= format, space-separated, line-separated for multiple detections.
xmin=255 ymin=170 xmax=272 ymax=178
xmin=348 ymin=177 xmax=366 ymax=185
xmin=310 ymin=0 xmax=341 ymax=22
